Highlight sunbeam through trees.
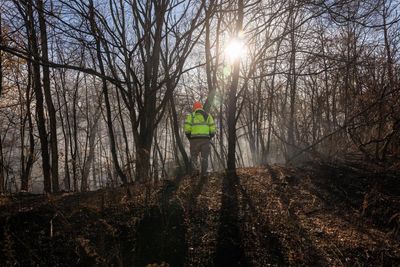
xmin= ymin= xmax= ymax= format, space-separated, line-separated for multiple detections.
xmin=0 ymin=0 xmax=399 ymax=266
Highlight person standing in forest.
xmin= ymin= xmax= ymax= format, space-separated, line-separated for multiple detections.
xmin=184 ymin=101 xmax=216 ymax=176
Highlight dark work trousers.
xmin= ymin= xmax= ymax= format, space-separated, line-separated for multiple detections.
xmin=189 ymin=139 xmax=210 ymax=176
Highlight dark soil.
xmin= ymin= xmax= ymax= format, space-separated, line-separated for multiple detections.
xmin=0 ymin=162 xmax=399 ymax=266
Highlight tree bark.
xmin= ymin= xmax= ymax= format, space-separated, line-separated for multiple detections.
xmin=226 ymin=0 xmax=244 ymax=173
xmin=26 ymin=0 xmax=52 ymax=193
xmin=89 ymin=1 xmax=128 ymax=185
xmin=20 ymin=64 xmax=35 ymax=192
xmin=286 ymin=5 xmax=297 ymax=162
xmin=136 ymin=1 xmax=166 ymax=181
xmin=81 ymin=95 xmax=101 ymax=191
xmin=204 ymin=1 xmax=220 ymax=113
xmin=37 ymin=0 xmax=59 ymax=192
xmin=170 ymin=96 xmax=190 ymax=173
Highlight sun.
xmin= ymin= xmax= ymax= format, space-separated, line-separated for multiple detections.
xmin=224 ymin=37 xmax=247 ymax=63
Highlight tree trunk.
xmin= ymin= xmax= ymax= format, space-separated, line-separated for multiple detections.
xmin=89 ymin=1 xmax=127 ymax=185
xmin=136 ymin=135 xmax=152 ymax=181
xmin=266 ymin=25 xmax=286 ymax=163
xmin=71 ymin=83 xmax=78 ymax=191
xmin=26 ymin=0 xmax=52 ymax=193
xmin=21 ymin=66 xmax=35 ymax=192
xmin=116 ymin=89 xmax=132 ymax=181
xmin=54 ymin=70 xmax=71 ymax=191
xmin=204 ymin=2 xmax=221 ymax=113
xmin=286 ymin=7 xmax=297 ymax=162
xmin=37 ymin=0 xmax=59 ymax=192
xmin=382 ymin=1 xmax=394 ymax=91
xmin=135 ymin=1 xmax=165 ymax=181
xmin=226 ymin=0 xmax=244 ymax=173
xmin=170 ymin=96 xmax=190 ymax=173
xmin=204 ymin=6 xmax=216 ymax=112
xmin=81 ymin=100 xmax=100 ymax=191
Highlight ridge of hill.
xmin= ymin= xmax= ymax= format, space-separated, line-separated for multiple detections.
xmin=0 ymin=162 xmax=399 ymax=266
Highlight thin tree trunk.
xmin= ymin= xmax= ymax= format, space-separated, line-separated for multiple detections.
xmin=54 ymin=70 xmax=70 ymax=191
xmin=170 ymin=96 xmax=190 ymax=173
xmin=204 ymin=2 xmax=220 ymax=113
xmin=21 ymin=101 xmax=35 ymax=192
xmin=382 ymin=1 xmax=394 ymax=91
xmin=81 ymin=122 xmax=98 ymax=191
xmin=266 ymin=32 xmax=285 ymax=163
xmin=226 ymin=0 xmax=244 ymax=173
xmin=89 ymin=1 xmax=127 ymax=184
xmin=21 ymin=64 xmax=35 ymax=191
xmin=37 ymin=0 xmax=59 ymax=192
xmin=26 ymin=0 xmax=52 ymax=193
xmin=379 ymin=1 xmax=394 ymax=161
xmin=116 ymin=89 xmax=132 ymax=181
xmin=64 ymin=128 xmax=70 ymax=191
xmin=71 ymin=84 xmax=78 ymax=191
xmin=81 ymin=93 xmax=101 ymax=191
xmin=287 ymin=6 xmax=297 ymax=162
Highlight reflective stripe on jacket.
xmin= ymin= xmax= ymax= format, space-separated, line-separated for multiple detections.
xmin=184 ymin=109 xmax=216 ymax=138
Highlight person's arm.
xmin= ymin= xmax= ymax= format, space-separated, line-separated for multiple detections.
xmin=184 ymin=114 xmax=192 ymax=139
xmin=208 ymin=115 xmax=216 ymax=138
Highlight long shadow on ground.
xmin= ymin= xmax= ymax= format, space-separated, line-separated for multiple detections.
xmin=133 ymin=175 xmax=187 ymax=267
xmin=264 ymin=164 xmax=330 ymax=265
xmin=188 ymin=174 xmax=209 ymax=210
xmin=237 ymin=179 xmax=287 ymax=265
xmin=214 ymin=173 xmax=250 ymax=266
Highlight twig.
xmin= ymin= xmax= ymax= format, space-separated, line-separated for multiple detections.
xmin=288 ymin=87 xmax=400 ymax=163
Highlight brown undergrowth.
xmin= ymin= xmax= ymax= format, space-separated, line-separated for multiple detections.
xmin=0 ymin=162 xmax=399 ymax=266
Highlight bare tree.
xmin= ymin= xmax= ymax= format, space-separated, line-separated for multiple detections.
xmin=226 ymin=0 xmax=244 ymax=173
xmin=37 ymin=0 xmax=59 ymax=192
xmin=23 ymin=0 xmax=52 ymax=192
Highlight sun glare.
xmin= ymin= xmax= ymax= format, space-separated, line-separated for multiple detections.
xmin=224 ymin=37 xmax=247 ymax=62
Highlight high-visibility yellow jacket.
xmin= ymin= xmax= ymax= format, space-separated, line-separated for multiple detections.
xmin=184 ymin=109 xmax=216 ymax=139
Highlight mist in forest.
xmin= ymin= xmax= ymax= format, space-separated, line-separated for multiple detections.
xmin=0 ymin=0 xmax=399 ymax=193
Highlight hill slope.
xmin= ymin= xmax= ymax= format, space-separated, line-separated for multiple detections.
xmin=0 ymin=163 xmax=399 ymax=266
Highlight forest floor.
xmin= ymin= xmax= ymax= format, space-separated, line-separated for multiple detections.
xmin=0 ymin=161 xmax=399 ymax=266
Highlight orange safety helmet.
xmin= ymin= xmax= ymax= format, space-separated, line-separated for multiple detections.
xmin=192 ymin=101 xmax=203 ymax=111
